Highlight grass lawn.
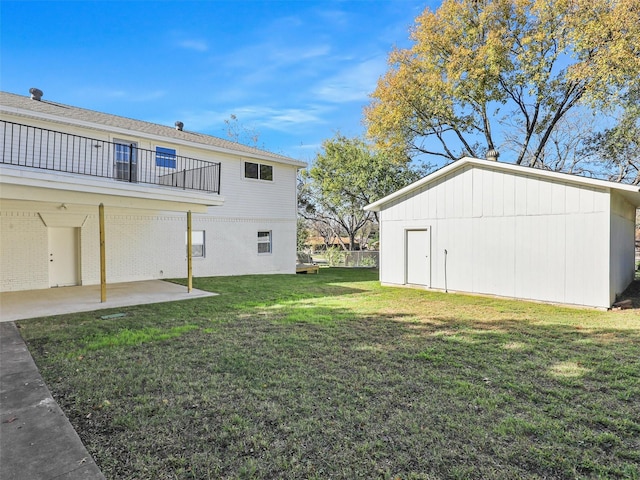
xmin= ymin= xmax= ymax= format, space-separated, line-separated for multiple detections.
xmin=17 ymin=268 xmax=640 ymax=479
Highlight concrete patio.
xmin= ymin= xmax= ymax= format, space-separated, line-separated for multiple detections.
xmin=0 ymin=280 xmax=216 ymax=322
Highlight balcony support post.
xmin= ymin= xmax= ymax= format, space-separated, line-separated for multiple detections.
xmin=99 ymin=203 xmax=107 ymax=302
xmin=187 ymin=210 xmax=193 ymax=293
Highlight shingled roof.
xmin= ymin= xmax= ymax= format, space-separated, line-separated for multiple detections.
xmin=0 ymin=91 xmax=304 ymax=166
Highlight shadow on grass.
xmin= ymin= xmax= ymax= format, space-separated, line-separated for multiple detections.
xmin=618 ymin=279 xmax=640 ymax=308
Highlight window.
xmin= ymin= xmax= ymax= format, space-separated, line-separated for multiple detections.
xmin=156 ymin=146 xmax=176 ymax=168
xmin=114 ymin=141 xmax=137 ymax=181
xmin=257 ymin=231 xmax=272 ymax=254
xmin=245 ymin=161 xmax=273 ymax=181
xmin=186 ymin=230 xmax=205 ymax=257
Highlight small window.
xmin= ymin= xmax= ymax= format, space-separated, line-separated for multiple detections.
xmin=156 ymin=146 xmax=177 ymax=168
xmin=186 ymin=230 xmax=205 ymax=257
xmin=245 ymin=162 xmax=259 ymax=179
xmin=245 ymin=161 xmax=273 ymax=181
xmin=260 ymin=164 xmax=273 ymax=181
xmin=257 ymin=231 xmax=272 ymax=254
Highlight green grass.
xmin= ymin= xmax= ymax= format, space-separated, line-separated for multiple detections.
xmin=17 ymin=269 xmax=640 ymax=479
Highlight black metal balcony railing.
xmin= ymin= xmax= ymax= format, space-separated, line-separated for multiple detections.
xmin=0 ymin=120 xmax=221 ymax=194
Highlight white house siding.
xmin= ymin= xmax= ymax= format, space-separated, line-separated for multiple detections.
xmin=0 ymin=200 xmax=296 ymax=291
xmin=378 ymin=165 xmax=613 ymax=308
xmin=1 ymin=96 xmax=302 ymax=292
xmin=609 ymin=193 xmax=637 ymax=304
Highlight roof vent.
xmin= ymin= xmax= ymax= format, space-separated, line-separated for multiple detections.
xmin=29 ymin=88 xmax=43 ymax=101
xmin=486 ymin=149 xmax=500 ymax=162
xmin=175 ymin=121 xmax=184 ymax=131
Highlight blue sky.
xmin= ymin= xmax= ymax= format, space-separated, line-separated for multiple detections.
xmin=1 ymin=1 xmax=436 ymax=162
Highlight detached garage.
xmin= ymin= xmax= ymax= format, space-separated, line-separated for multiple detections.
xmin=365 ymin=157 xmax=640 ymax=309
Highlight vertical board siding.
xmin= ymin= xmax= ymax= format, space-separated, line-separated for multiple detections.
xmin=472 ymin=168 xmax=483 ymax=218
xmin=609 ymin=193 xmax=637 ymax=303
xmin=551 ymin=182 xmax=566 ymax=215
xmin=378 ymin=165 xmax=622 ymax=308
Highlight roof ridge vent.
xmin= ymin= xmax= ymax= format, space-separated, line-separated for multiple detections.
xmin=175 ymin=121 xmax=184 ymax=131
xmin=29 ymin=88 xmax=43 ymax=101
xmin=486 ymin=149 xmax=499 ymax=162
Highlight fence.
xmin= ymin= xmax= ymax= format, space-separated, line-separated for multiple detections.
xmin=299 ymin=250 xmax=379 ymax=268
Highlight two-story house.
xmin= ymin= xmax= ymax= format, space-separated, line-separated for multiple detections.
xmin=0 ymin=90 xmax=305 ymax=292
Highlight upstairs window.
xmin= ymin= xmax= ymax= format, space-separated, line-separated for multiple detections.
xmin=257 ymin=231 xmax=272 ymax=254
xmin=114 ymin=141 xmax=137 ymax=181
xmin=156 ymin=146 xmax=177 ymax=168
xmin=245 ymin=161 xmax=273 ymax=181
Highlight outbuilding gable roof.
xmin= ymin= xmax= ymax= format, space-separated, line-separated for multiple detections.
xmin=0 ymin=91 xmax=306 ymax=168
xmin=365 ymin=157 xmax=640 ymax=211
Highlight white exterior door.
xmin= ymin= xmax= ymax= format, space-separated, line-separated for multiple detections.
xmin=48 ymin=227 xmax=80 ymax=287
xmin=406 ymin=228 xmax=430 ymax=286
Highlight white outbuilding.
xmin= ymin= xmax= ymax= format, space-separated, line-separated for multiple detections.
xmin=365 ymin=157 xmax=640 ymax=309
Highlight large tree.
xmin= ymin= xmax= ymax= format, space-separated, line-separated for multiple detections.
xmin=300 ymin=134 xmax=425 ymax=250
xmin=582 ymin=87 xmax=640 ymax=184
xmin=365 ymin=0 xmax=640 ymax=170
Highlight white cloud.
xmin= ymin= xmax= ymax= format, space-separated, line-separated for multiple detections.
xmin=177 ymin=39 xmax=209 ymax=52
xmin=311 ymin=55 xmax=387 ymax=104
xmin=171 ymin=104 xmax=332 ymax=135
xmin=220 ymin=41 xmax=331 ymax=72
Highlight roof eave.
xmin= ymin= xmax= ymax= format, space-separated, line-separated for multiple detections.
xmin=364 ymin=156 xmax=640 ymax=211
xmin=0 ymin=102 xmax=306 ymax=168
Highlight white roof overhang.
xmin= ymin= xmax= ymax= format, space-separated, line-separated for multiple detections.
xmin=365 ymin=157 xmax=640 ymax=212
xmin=0 ymin=165 xmax=222 ymax=213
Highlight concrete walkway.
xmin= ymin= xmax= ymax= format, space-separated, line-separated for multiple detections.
xmin=0 ymin=281 xmax=217 ymax=479
xmin=1 ymin=321 xmax=105 ymax=479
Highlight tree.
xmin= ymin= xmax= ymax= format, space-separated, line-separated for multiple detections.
xmin=223 ymin=114 xmax=263 ymax=148
xmin=296 ymin=217 xmax=311 ymax=252
xmin=365 ymin=0 xmax=640 ymax=170
xmin=582 ymin=87 xmax=640 ymax=184
xmin=301 ymin=134 xmax=426 ymax=250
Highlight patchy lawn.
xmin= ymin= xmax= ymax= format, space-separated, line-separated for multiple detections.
xmin=17 ymin=269 xmax=640 ymax=479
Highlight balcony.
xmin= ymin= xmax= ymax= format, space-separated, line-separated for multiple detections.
xmin=0 ymin=120 xmax=221 ymax=195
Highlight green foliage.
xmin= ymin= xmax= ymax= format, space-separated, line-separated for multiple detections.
xmin=366 ymin=0 xmax=640 ymax=170
xmin=296 ymin=217 xmax=310 ymax=251
xmin=359 ymin=255 xmax=378 ymax=267
xmin=324 ymin=246 xmax=346 ymax=266
xmin=310 ymin=134 xmax=427 ymax=208
xmin=74 ymin=325 xmax=199 ymax=355
xmin=301 ymin=134 xmax=427 ymax=249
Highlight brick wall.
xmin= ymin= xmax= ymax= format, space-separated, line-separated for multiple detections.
xmin=0 ymin=211 xmax=49 ymax=291
xmin=1 ymin=206 xmax=296 ymax=292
